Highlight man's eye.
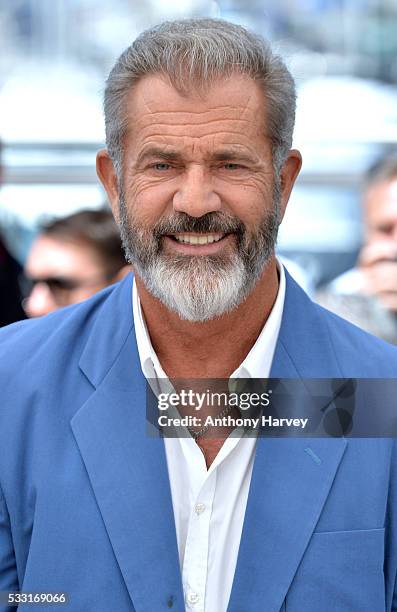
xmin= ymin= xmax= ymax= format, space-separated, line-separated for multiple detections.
xmin=223 ymin=163 xmax=243 ymax=170
xmin=153 ymin=163 xmax=171 ymax=171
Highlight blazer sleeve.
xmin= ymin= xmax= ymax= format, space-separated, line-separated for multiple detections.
xmin=0 ymin=481 xmax=18 ymax=612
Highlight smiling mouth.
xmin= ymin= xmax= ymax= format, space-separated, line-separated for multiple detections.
xmin=167 ymin=233 xmax=228 ymax=245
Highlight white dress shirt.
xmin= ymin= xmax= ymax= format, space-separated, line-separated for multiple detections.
xmin=132 ymin=264 xmax=286 ymax=612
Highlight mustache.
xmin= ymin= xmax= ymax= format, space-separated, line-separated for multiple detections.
xmin=151 ymin=212 xmax=245 ymax=238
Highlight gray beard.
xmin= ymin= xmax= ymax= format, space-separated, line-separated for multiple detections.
xmin=118 ymin=187 xmax=281 ymax=322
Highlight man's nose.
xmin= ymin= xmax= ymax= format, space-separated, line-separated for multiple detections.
xmin=173 ymin=165 xmax=221 ymax=217
xmin=23 ymin=284 xmax=57 ymax=318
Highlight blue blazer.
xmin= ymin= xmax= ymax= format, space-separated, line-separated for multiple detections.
xmin=0 ymin=271 xmax=397 ymax=612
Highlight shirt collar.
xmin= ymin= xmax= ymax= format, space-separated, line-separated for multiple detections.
xmin=231 ymin=261 xmax=285 ymax=379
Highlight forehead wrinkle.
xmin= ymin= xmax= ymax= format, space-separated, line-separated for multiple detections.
xmin=135 ymin=131 xmax=265 ymax=155
xmin=142 ymin=116 xmax=256 ymax=126
xmin=127 ymin=73 xmax=264 ymax=124
xmin=241 ymin=88 xmax=265 ymax=113
xmin=129 ymin=115 xmax=257 ymax=137
xmin=133 ymin=105 xmax=250 ymax=116
xmin=129 ymin=94 xmax=262 ymax=127
xmin=135 ymin=82 xmax=255 ymax=112
xmin=138 ymin=128 xmax=261 ymax=140
xmin=133 ymin=122 xmax=263 ymax=146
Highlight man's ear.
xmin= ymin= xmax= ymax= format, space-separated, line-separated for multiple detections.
xmin=278 ymin=149 xmax=302 ymax=220
xmin=96 ymin=149 xmax=120 ymax=223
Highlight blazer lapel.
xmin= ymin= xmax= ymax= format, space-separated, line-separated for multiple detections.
xmin=228 ymin=271 xmax=347 ymax=612
xmin=71 ymin=276 xmax=185 ymax=612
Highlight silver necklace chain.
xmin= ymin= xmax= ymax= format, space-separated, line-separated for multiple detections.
xmin=187 ymin=404 xmax=234 ymax=440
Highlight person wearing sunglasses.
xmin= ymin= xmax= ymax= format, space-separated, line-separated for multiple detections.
xmin=23 ymin=208 xmax=130 ymax=317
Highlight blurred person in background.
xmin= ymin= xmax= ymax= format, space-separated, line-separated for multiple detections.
xmin=317 ymin=152 xmax=397 ymax=343
xmin=23 ymin=208 xmax=130 ymax=317
xmin=0 ymin=139 xmax=26 ymax=327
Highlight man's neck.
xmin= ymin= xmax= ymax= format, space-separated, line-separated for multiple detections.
xmin=135 ymin=258 xmax=280 ymax=378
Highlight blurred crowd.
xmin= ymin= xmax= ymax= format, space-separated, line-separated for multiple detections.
xmin=1 ymin=207 xmax=129 ymax=323
xmin=2 ymin=138 xmax=397 ymax=346
xmin=0 ymin=139 xmax=129 ymax=325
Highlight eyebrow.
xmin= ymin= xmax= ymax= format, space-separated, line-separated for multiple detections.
xmin=209 ymin=149 xmax=257 ymax=164
xmin=136 ymin=148 xmax=182 ymax=165
xmin=136 ymin=146 xmax=258 ymax=166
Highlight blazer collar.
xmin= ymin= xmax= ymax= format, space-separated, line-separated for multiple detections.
xmin=272 ymin=268 xmax=343 ymax=378
xmin=78 ymin=274 xmax=135 ymax=388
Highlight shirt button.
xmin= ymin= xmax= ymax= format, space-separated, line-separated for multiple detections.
xmin=187 ymin=592 xmax=199 ymax=605
xmin=195 ymin=503 xmax=206 ymax=515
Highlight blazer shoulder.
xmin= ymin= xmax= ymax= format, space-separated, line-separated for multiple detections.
xmin=0 ymin=283 xmax=117 ymax=379
xmin=314 ymin=301 xmax=397 ymax=376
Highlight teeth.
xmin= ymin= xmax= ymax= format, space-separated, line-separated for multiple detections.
xmin=174 ymin=233 xmax=224 ymax=245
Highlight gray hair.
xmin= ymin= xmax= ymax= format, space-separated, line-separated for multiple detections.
xmin=365 ymin=151 xmax=397 ymax=188
xmin=104 ymin=18 xmax=296 ymax=177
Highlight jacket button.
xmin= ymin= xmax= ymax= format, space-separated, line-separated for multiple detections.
xmin=187 ymin=592 xmax=199 ymax=604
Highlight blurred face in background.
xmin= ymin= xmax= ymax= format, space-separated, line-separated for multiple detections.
xmin=358 ymin=176 xmax=397 ymax=311
xmin=23 ymin=235 xmax=113 ymax=317
xmin=364 ymin=178 xmax=397 ymax=244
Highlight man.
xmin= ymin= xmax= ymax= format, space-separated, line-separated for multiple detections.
xmin=0 ymin=19 xmax=396 ymax=612
xmin=318 ymin=152 xmax=397 ymax=343
xmin=22 ymin=209 xmax=130 ymax=317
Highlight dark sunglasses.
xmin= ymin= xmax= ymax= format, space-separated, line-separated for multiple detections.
xmin=19 ymin=275 xmax=108 ymax=301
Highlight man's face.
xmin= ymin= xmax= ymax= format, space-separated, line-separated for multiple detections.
xmin=98 ymin=74 xmax=300 ymax=321
xmin=364 ymin=178 xmax=397 ymax=244
xmin=24 ymin=236 xmax=110 ymax=317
